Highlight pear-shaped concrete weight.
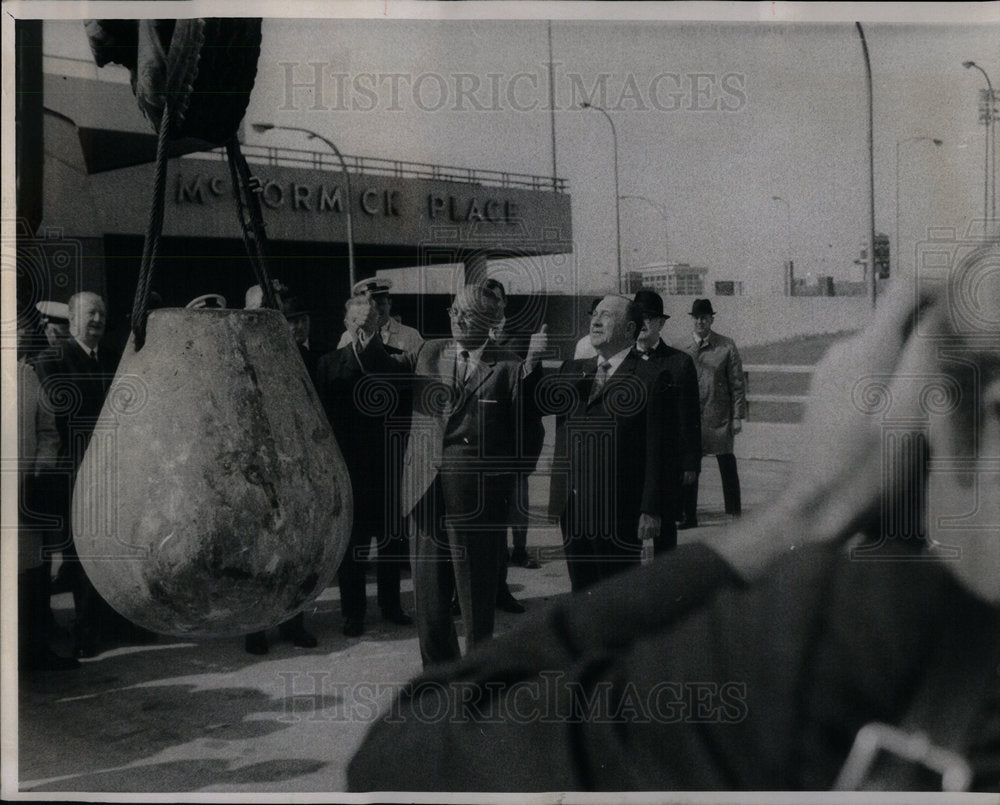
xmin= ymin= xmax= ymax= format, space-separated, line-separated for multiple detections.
xmin=71 ymin=308 xmax=352 ymax=637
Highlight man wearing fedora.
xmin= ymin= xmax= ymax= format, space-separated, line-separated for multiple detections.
xmin=337 ymin=277 xmax=424 ymax=355
xmin=679 ymin=299 xmax=746 ymax=526
xmin=633 ymin=289 xmax=702 ymax=553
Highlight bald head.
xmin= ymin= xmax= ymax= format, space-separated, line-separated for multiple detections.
xmin=68 ymin=292 xmax=106 ymax=349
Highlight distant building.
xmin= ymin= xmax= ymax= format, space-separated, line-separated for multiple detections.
xmin=714 ymin=280 xmax=744 ymax=296
xmin=626 ymin=262 xmax=708 ymax=295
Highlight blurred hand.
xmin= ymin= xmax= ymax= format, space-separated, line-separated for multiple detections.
xmin=345 ymin=301 xmax=378 ymax=343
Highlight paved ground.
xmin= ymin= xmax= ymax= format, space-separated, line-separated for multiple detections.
xmin=14 ymin=457 xmax=791 ymax=796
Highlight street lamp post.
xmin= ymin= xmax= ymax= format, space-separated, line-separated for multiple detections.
xmin=619 ymin=194 xmax=669 ymax=265
xmin=770 ymin=195 xmax=792 ymax=295
xmin=962 ymin=61 xmax=996 ymax=229
xmin=252 ymin=122 xmax=356 ymax=291
xmin=581 ymin=102 xmax=622 ymax=292
xmin=895 ymin=136 xmax=943 ymax=276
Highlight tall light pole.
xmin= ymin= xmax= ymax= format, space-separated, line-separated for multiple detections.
xmin=619 ymin=194 xmax=669 ymax=264
xmin=895 ymin=136 xmax=943 ymax=276
xmin=770 ymin=195 xmax=792 ymax=295
xmin=581 ymin=102 xmax=622 ymax=292
xmin=856 ymin=22 xmax=877 ymax=309
xmin=962 ymin=61 xmax=996 ymax=230
xmin=252 ymin=122 xmax=356 ymax=291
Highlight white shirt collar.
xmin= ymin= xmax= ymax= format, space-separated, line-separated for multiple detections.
xmin=74 ymin=336 xmax=97 ymax=357
xmin=456 ymin=340 xmax=488 ymax=366
xmin=597 ymin=345 xmax=633 ymax=377
xmin=693 ymin=332 xmax=712 ymax=348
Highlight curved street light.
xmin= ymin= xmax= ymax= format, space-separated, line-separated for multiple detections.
xmin=962 ymin=61 xmax=996 ymax=229
xmin=581 ymin=102 xmax=622 ymax=292
xmin=895 ymin=136 xmax=943 ymax=276
xmin=252 ymin=122 xmax=356 ymax=291
xmin=619 ymin=194 xmax=669 ymax=265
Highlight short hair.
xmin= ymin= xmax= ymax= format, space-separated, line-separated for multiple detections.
xmin=483 ymin=278 xmax=508 ymax=308
xmin=453 ymin=283 xmax=505 ymax=326
xmin=67 ymin=291 xmax=104 ymax=317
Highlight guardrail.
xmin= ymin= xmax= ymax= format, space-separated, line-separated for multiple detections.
xmin=743 ymin=364 xmax=813 ymax=419
xmin=184 ymin=144 xmax=569 ymax=194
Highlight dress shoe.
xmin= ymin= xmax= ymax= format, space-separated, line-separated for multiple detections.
xmin=496 ymin=593 xmax=525 ymax=614
xmin=279 ymin=625 xmax=318 ymax=648
xmin=244 ymin=632 xmax=269 ymax=655
xmin=26 ymin=650 xmax=80 ymax=671
xmin=343 ymin=617 xmax=365 ymax=637
xmin=510 ymin=548 xmax=541 ymax=569
xmin=381 ymin=608 xmax=414 ymax=626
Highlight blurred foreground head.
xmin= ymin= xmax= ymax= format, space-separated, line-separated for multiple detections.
xmin=755 ymin=240 xmax=999 ymax=601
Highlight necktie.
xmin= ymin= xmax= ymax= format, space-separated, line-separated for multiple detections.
xmin=588 ymin=360 xmax=611 ymax=404
xmin=90 ymin=349 xmax=99 ymax=364
xmin=457 ymin=350 xmax=470 ymax=385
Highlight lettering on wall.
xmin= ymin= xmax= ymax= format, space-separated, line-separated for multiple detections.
xmin=174 ymin=174 xmax=522 ymax=224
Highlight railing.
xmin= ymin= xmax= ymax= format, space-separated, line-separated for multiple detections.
xmin=743 ymin=364 xmax=813 ymax=421
xmin=184 ymin=144 xmax=569 ymax=193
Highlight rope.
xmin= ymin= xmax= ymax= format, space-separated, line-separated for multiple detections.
xmin=130 ymin=101 xmax=173 ymax=350
xmin=226 ymin=136 xmax=279 ymax=311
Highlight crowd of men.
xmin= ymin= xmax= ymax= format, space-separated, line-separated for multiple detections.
xmin=16 ymin=278 xmax=748 ymax=671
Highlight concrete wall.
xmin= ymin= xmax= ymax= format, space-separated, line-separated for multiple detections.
xmin=655 ymin=293 xmax=878 ymax=347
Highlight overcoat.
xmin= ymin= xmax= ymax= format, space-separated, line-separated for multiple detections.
xmin=679 ymin=331 xmax=746 ymax=455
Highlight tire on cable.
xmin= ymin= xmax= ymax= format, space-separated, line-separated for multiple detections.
xmin=84 ymin=17 xmax=262 ymax=145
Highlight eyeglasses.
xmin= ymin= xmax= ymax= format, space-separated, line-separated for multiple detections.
xmin=447 ymin=307 xmax=471 ymax=322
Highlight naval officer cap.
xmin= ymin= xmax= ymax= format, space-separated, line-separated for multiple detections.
xmin=352 ymin=277 xmax=393 ymax=298
xmin=36 ymin=300 xmax=70 ymax=324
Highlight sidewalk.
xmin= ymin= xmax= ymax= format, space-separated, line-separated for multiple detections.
xmin=14 ymin=457 xmax=791 ymax=795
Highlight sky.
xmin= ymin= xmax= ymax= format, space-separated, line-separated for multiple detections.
xmin=37 ymin=5 xmax=1000 ymax=295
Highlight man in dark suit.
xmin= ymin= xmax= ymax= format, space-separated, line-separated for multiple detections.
xmin=33 ymin=292 xmax=123 ymax=657
xmin=347 ymin=242 xmax=1000 ymax=795
xmin=547 ymin=294 xmax=675 ymax=592
xmin=317 ymin=296 xmax=413 ymax=638
xmin=633 ymin=288 xmax=701 ymax=554
xmin=394 ymin=283 xmax=543 ymax=667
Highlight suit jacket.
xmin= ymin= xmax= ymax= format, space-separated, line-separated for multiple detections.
xmin=348 ymin=541 xmax=1000 ymax=792
xmin=32 ymin=339 xmax=116 ymax=471
xmin=399 ymin=339 xmax=532 ymax=518
xmin=316 ymin=338 xmax=408 ymax=534
xmin=546 ymin=350 xmax=676 ymax=529
xmin=640 ymin=339 xmax=702 ymax=474
xmin=679 ymin=331 xmax=746 ymax=455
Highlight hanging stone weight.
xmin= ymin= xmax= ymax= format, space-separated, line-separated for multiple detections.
xmin=72 ymin=309 xmax=352 ymax=637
